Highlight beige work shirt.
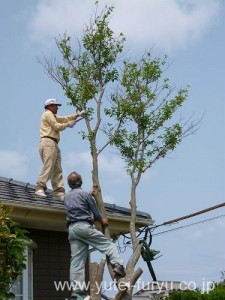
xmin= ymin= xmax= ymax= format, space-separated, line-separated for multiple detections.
xmin=40 ymin=110 xmax=78 ymax=142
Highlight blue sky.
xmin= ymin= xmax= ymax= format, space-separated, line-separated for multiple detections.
xmin=0 ymin=0 xmax=225 ymax=290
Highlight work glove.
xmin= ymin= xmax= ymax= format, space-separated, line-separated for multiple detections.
xmin=78 ymin=110 xmax=86 ymax=117
xmin=68 ymin=120 xmax=76 ymax=128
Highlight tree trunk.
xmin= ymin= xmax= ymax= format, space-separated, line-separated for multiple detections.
xmin=89 ymin=259 xmax=106 ymax=300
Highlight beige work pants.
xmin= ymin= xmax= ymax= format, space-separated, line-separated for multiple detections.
xmin=36 ymin=138 xmax=65 ymax=195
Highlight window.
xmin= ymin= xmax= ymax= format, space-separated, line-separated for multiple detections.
xmin=10 ymin=247 xmax=33 ymax=300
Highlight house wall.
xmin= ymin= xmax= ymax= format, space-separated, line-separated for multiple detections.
xmin=28 ymin=228 xmax=71 ymax=300
xmin=133 ymin=281 xmax=189 ymax=300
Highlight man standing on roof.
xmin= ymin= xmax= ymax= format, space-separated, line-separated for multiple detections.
xmin=64 ymin=171 xmax=126 ymax=300
xmin=35 ymin=98 xmax=86 ymax=200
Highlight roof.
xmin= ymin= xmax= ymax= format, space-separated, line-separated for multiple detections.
xmin=0 ymin=176 xmax=154 ymax=236
xmin=133 ymin=281 xmax=189 ymax=299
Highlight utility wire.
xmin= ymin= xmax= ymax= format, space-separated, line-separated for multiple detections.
xmin=152 ymin=201 xmax=225 ymax=229
xmin=152 ymin=214 xmax=225 ymax=237
xmin=117 ymin=203 xmax=225 ymax=253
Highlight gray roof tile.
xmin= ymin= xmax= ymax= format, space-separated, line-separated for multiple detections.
xmin=0 ymin=176 xmax=152 ymax=220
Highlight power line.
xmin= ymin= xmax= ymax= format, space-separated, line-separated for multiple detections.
xmin=162 ymin=202 xmax=225 ymax=226
xmin=118 ymin=202 xmax=225 ymax=249
xmin=152 ymin=201 xmax=225 ymax=229
xmin=152 ymin=214 xmax=225 ymax=237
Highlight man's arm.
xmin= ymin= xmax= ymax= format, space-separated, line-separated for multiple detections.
xmin=56 ymin=113 xmax=79 ymax=124
xmin=86 ymin=192 xmax=109 ymax=225
xmin=56 ymin=111 xmax=86 ymax=124
xmin=45 ymin=111 xmax=69 ymax=132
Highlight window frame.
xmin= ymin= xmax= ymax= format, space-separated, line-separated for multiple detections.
xmin=10 ymin=247 xmax=33 ymax=300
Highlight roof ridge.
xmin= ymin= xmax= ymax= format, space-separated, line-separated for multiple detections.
xmin=0 ymin=176 xmax=52 ymax=192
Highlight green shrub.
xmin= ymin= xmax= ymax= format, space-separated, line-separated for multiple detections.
xmin=0 ymin=203 xmax=30 ymax=299
xmin=165 ymin=281 xmax=225 ymax=300
xmin=206 ymin=281 xmax=225 ymax=299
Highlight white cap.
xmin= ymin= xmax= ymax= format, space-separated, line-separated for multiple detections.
xmin=44 ymin=98 xmax=62 ymax=108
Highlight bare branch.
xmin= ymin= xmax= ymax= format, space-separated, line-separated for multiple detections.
xmin=37 ymin=54 xmax=66 ymax=88
xmin=98 ymin=119 xmax=123 ymax=155
xmin=130 ymin=267 xmax=143 ymax=286
xmin=126 ymin=243 xmax=143 ymax=272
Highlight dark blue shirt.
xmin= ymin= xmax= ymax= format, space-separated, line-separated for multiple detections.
xmin=64 ymin=188 xmax=102 ymax=223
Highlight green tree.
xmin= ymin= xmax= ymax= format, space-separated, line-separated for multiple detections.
xmin=165 ymin=281 xmax=225 ymax=299
xmin=0 ymin=203 xmax=30 ymax=299
xmin=105 ymin=51 xmax=195 ymax=247
xmin=38 ymin=3 xmax=199 ymax=299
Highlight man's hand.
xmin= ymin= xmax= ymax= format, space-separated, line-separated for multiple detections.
xmin=100 ymin=218 xmax=109 ymax=226
xmin=68 ymin=120 xmax=76 ymax=128
xmin=90 ymin=185 xmax=100 ymax=196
